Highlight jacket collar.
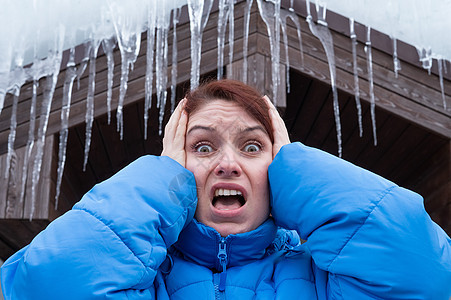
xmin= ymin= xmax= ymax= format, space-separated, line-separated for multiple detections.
xmin=173 ymin=218 xmax=278 ymax=271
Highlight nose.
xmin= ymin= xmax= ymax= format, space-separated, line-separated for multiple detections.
xmin=214 ymin=149 xmax=242 ymax=177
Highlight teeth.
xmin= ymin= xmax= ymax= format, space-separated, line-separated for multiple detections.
xmin=214 ymin=188 xmax=242 ymax=197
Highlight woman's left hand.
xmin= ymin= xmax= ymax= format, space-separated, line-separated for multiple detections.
xmin=263 ymin=95 xmax=290 ymax=158
xmin=161 ymin=98 xmax=188 ymax=167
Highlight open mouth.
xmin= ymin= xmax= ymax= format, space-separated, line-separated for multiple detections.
xmin=212 ymin=188 xmax=246 ymax=211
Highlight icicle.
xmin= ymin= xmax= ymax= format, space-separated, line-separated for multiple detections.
xmin=217 ymin=0 xmax=231 ymax=80
xmin=364 ymin=26 xmax=377 ymax=146
xmin=5 ymin=36 xmax=27 ymax=178
xmin=83 ymin=39 xmax=101 ymax=172
xmin=284 ymin=10 xmax=304 ymax=67
xmin=156 ymin=5 xmax=171 ymax=135
xmin=242 ymin=0 xmax=253 ymax=84
xmin=227 ymin=0 xmax=235 ymax=76
xmin=279 ymin=12 xmax=291 ymax=93
xmin=187 ymin=0 xmax=214 ymax=90
xmin=4 ymin=87 xmax=20 ymax=178
xmin=418 ymin=47 xmax=433 ymax=74
xmin=30 ymin=27 xmax=64 ymax=220
xmin=144 ymin=3 xmax=156 ymax=139
xmin=437 ymin=58 xmax=447 ymax=110
xmin=109 ymin=1 xmax=143 ymax=140
xmin=306 ymin=1 xmax=342 ymax=157
xmin=170 ymin=7 xmax=181 ymax=112
xmin=0 ymin=44 xmax=12 ymax=116
xmin=256 ymin=0 xmax=281 ymax=106
xmin=101 ymin=37 xmax=116 ymax=125
xmin=349 ymin=18 xmax=363 ymax=137
xmin=392 ymin=37 xmax=401 ymax=78
xmin=19 ymin=79 xmax=38 ymax=204
xmin=55 ymin=47 xmax=77 ymax=209
xmin=76 ymin=42 xmax=91 ymax=90
xmin=19 ymin=36 xmax=40 ymax=204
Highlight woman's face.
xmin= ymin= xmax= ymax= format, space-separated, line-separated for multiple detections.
xmin=185 ymin=100 xmax=273 ymax=237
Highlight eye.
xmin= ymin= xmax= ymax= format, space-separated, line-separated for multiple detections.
xmin=243 ymin=143 xmax=261 ymax=153
xmin=196 ymin=144 xmax=213 ymax=153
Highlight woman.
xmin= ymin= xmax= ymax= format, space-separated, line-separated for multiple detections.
xmin=1 ymin=80 xmax=450 ymax=299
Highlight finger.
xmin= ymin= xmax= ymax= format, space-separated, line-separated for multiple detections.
xmin=263 ymin=95 xmax=290 ymax=157
xmin=173 ymin=110 xmax=188 ymax=151
xmin=164 ymin=98 xmax=185 ymax=140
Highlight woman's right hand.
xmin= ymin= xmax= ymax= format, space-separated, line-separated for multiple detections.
xmin=161 ymin=99 xmax=188 ymax=167
xmin=263 ymin=96 xmax=290 ymax=159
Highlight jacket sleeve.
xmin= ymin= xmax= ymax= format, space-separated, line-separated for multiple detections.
xmin=268 ymin=142 xmax=451 ymax=299
xmin=1 ymin=155 xmax=197 ymax=300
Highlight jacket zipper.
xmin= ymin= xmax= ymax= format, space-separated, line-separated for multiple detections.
xmin=214 ymin=237 xmax=227 ymax=300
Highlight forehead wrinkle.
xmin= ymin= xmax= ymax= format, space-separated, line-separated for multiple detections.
xmin=187 ymin=125 xmax=217 ymax=135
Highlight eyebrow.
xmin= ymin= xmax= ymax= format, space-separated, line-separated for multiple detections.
xmin=240 ymin=125 xmax=267 ymax=134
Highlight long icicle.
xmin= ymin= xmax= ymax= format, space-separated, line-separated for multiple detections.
xmin=280 ymin=12 xmax=291 ymax=93
xmin=284 ymin=10 xmax=304 ymax=66
xmin=217 ymin=0 xmax=230 ymax=80
xmin=30 ymin=26 xmax=64 ymax=220
xmin=101 ymin=37 xmax=116 ymax=125
xmin=306 ymin=1 xmax=342 ymax=157
xmin=256 ymin=0 xmax=281 ymax=106
xmin=156 ymin=5 xmax=171 ymax=135
xmin=20 ymin=32 xmax=42 ymax=205
xmin=0 ymin=43 xmax=12 ymax=116
xmin=83 ymin=40 xmax=101 ymax=172
xmin=227 ymin=0 xmax=235 ymax=76
xmin=365 ymin=26 xmax=377 ymax=146
xmin=109 ymin=1 xmax=142 ymax=140
xmin=242 ymin=0 xmax=254 ymax=84
xmin=5 ymin=36 xmax=27 ymax=178
xmin=170 ymin=7 xmax=181 ymax=112
xmin=19 ymin=79 xmax=38 ymax=204
xmin=55 ymin=47 xmax=77 ymax=210
xmin=350 ymin=18 xmax=363 ymax=137
xmin=187 ymin=0 xmax=213 ymax=90
xmin=144 ymin=1 xmax=156 ymax=139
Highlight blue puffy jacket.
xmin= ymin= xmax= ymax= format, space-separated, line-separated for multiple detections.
xmin=2 ymin=143 xmax=451 ymax=299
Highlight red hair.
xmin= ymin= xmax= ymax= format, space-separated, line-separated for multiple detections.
xmin=184 ymin=79 xmax=274 ymax=143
